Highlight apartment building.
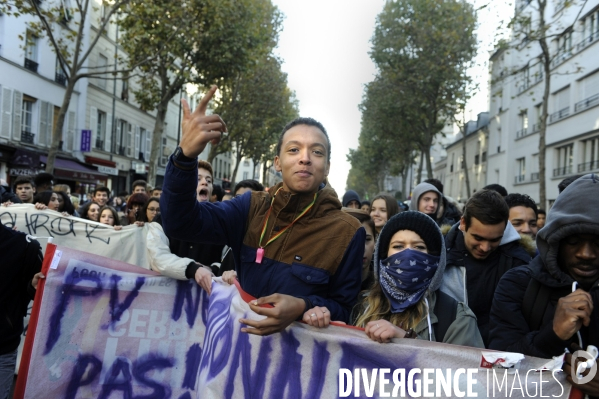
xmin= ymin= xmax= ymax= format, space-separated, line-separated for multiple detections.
xmin=486 ymin=0 xmax=599 ymax=207
xmin=0 ymin=1 xmax=233 ymax=196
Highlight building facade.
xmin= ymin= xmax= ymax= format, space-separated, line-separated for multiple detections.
xmin=0 ymin=1 xmax=234 ymax=197
xmin=486 ymin=0 xmax=599 ymax=207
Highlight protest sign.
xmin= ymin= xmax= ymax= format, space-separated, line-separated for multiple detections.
xmin=15 ymin=244 xmax=575 ymax=398
xmin=0 ymin=204 xmax=148 ymax=267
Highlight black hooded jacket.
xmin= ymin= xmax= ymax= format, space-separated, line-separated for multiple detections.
xmin=489 ymin=174 xmax=599 ymax=358
xmin=0 ymin=223 xmax=43 ymax=354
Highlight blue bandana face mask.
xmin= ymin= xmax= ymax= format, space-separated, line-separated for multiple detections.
xmin=379 ymin=248 xmax=440 ymax=313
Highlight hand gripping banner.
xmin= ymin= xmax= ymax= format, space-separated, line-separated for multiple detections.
xmin=16 ymin=244 xmax=575 ymax=399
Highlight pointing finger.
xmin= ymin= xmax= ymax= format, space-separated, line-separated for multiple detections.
xmin=181 ymin=98 xmax=191 ymax=120
xmin=197 ymin=86 xmax=218 ymax=117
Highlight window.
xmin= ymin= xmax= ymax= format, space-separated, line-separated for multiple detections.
xmin=579 ymin=8 xmax=599 ymax=49
xmin=96 ymin=111 xmax=106 ymax=149
xmin=550 ymin=87 xmax=570 ymax=122
xmin=533 ymin=103 xmax=542 ymax=132
xmin=243 ymin=160 xmax=250 ymax=166
xmin=554 ymin=144 xmax=573 ymax=176
xmin=117 ymin=119 xmax=127 ymax=155
xmin=580 ymin=136 xmax=599 ymax=173
xmin=515 ymin=157 xmax=526 ymax=183
xmin=121 ymin=73 xmax=129 ymax=102
xmin=243 ymin=171 xmax=249 ymax=180
xmin=21 ymin=97 xmax=35 ymax=143
xmin=24 ymin=31 xmax=39 ymax=72
xmin=55 ymin=57 xmax=67 ymax=86
xmin=576 ymin=72 xmax=599 ymax=112
xmin=97 ymin=55 xmax=108 ymax=90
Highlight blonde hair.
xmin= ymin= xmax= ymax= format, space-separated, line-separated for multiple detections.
xmin=354 ymin=282 xmax=427 ymax=330
xmin=54 ymin=184 xmax=70 ymax=193
xmin=70 ymin=196 xmax=80 ymax=208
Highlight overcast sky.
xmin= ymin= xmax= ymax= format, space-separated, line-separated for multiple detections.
xmin=270 ymin=0 xmax=512 ymax=195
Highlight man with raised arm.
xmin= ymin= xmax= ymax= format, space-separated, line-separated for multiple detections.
xmin=160 ymin=87 xmax=365 ymax=336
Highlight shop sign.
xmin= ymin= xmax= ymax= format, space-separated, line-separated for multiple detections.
xmin=94 ymin=165 xmax=118 ymax=176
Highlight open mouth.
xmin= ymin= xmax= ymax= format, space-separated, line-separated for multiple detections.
xmin=198 ymin=188 xmax=209 ymax=201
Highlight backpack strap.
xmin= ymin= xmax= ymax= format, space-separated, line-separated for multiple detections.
xmin=522 ymin=278 xmax=551 ymax=332
xmin=433 ymin=291 xmax=458 ymax=342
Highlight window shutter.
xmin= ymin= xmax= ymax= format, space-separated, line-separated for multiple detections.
xmin=105 ymin=113 xmax=112 ymax=152
xmin=0 ymin=87 xmax=13 ymax=138
xmin=134 ymin=125 xmax=140 ymax=160
xmin=116 ymin=120 xmax=122 ymax=155
xmin=90 ymin=106 xmax=98 ymax=147
xmin=12 ymin=90 xmax=23 ymax=140
xmin=557 ymin=87 xmax=570 ymax=110
xmin=66 ymin=111 xmax=75 ymax=151
xmin=47 ymin=104 xmax=54 ymax=147
xmin=39 ymin=101 xmax=49 ymax=146
xmin=125 ymin=122 xmax=132 ymax=157
xmin=145 ymin=129 xmax=151 ymax=163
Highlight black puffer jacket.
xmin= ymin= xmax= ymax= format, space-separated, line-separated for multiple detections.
xmin=489 ymin=173 xmax=599 ymax=358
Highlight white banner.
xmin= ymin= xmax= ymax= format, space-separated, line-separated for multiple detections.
xmin=0 ymin=204 xmax=148 ymax=267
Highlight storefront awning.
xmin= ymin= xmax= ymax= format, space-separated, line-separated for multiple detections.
xmin=40 ymin=156 xmax=108 ymax=183
xmin=84 ymin=156 xmax=116 ymax=168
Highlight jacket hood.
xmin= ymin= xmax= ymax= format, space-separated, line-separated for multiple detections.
xmin=342 ymin=190 xmax=361 ymax=207
xmin=409 ymin=183 xmax=442 ymax=214
xmin=374 ymin=212 xmax=447 ymax=294
xmin=536 ymin=173 xmax=599 ymax=283
xmin=500 ymin=221 xmax=521 ymax=246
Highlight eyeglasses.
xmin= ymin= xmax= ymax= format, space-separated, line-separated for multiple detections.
xmin=147 ymin=207 xmax=160 ymax=213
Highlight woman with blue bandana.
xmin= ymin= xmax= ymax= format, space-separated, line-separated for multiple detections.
xmin=351 ymin=211 xmax=484 ymax=346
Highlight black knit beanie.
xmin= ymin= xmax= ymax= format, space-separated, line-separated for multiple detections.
xmin=377 ymin=211 xmax=442 ymax=257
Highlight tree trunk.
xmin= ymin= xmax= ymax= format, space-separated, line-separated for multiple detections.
xmin=416 ymin=151 xmax=424 ymax=183
xmin=46 ymin=79 xmax=77 ymax=173
xmin=148 ymin=102 xmax=168 ymax=187
xmin=462 ymin=126 xmax=471 ymax=198
xmin=537 ymin=0 xmax=549 ymax=209
xmin=262 ymin=160 xmax=269 ymax=186
xmin=424 ymin=144 xmax=433 ymax=180
xmin=230 ymin=151 xmax=244 ymax=187
xmin=401 ymin=168 xmax=409 ymax=201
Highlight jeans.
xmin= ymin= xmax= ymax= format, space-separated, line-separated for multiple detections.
xmin=0 ymin=349 xmax=17 ymax=399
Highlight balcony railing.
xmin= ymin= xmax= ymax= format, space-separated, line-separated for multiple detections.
xmin=514 ymin=174 xmax=526 ymax=184
xmin=530 ymin=172 xmax=539 ymax=181
xmin=549 ymin=107 xmax=569 ymax=123
xmin=516 ymin=128 xmax=528 ymax=139
xmin=55 ymin=71 xmax=67 ymax=86
xmin=575 ymin=93 xmax=599 ymax=113
xmin=95 ymin=139 xmax=104 ymax=149
xmin=553 ymin=165 xmax=573 ymax=177
xmin=21 ymin=131 xmax=35 ymax=144
xmin=550 ymin=50 xmax=572 ymax=68
xmin=24 ymin=58 xmax=38 ymax=73
xmin=578 ymin=160 xmax=599 ymax=173
xmin=532 ymin=123 xmax=541 ymax=133
xmin=576 ymin=33 xmax=598 ymax=51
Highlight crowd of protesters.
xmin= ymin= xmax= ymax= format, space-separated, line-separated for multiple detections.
xmin=1 ymin=85 xmax=597 ymax=398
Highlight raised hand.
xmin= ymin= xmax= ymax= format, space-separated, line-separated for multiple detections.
xmin=180 ymin=85 xmax=228 ymax=158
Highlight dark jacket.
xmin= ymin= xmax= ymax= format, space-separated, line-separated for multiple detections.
xmin=440 ymin=197 xmax=461 ymax=226
xmin=489 ymin=173 xmax=599 ymax=358
xmin=440 ymin=222 xmax=531 ymax=346
xmin=1 ymin=185 xmax=21 ymax=204
xmin=0 ymin=224 xmax=43 ymax=354
xmin=154 ymin=213 xmax=224 ymax=277
xmin=161 ymin=158 xmax=365 ymax=322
